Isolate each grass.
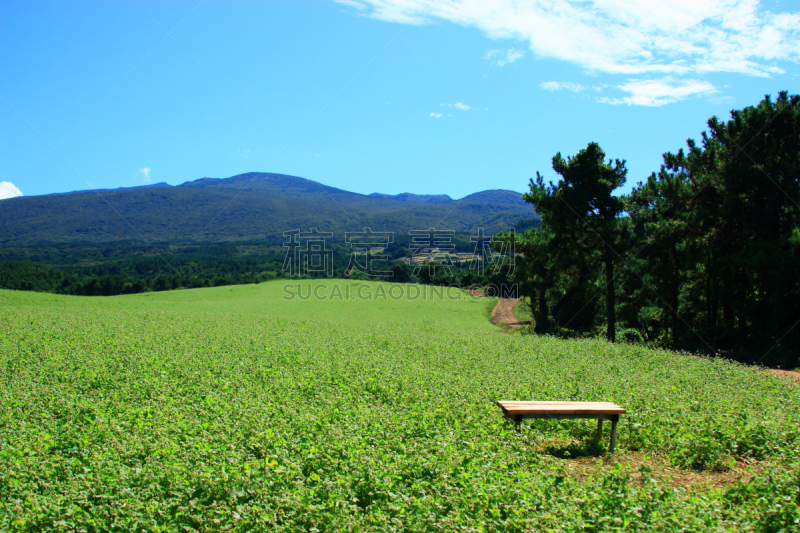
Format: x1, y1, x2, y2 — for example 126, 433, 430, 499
0, 280, 498, 332
1, 280, 799, 531
513, 296, 534, 325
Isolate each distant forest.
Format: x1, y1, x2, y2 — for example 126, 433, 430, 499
0, 229, 523, 297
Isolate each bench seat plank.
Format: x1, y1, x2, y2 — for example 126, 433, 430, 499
497, 401, 626, 416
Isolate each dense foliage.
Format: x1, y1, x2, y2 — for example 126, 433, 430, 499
0, 229, 524, 296
0, 257, 286, 297
506, 92, 800, 368
523, 143, 628, 342
1, 281, 798, 531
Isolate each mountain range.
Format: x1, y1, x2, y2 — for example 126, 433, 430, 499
0, 172, 537, 243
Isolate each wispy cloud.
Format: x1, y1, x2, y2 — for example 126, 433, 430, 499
338, 0, 799, 76
430, 112, 443, 118
139, 167, 151, 183
484, 48, 525, 66
543, 77, 717, 106
600, 78, 719, 107
540, 81, 601, 93
440, 102, 471, 111
338, 0, 800, 105
0, 181, 23, 200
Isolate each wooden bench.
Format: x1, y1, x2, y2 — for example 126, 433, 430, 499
497, 401, 626, 453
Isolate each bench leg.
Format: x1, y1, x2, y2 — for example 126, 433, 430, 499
609, 417, 618, 454
515, 415, 521, 433
595, 419, 603, 440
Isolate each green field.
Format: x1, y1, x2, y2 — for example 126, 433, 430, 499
1, 280, 799, 531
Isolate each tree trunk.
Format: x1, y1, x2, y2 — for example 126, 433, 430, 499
670, 287, 679, 347
706, 252, 718, 329
722, 269, 734, 331
605, 247, 616, 343
535, 287, 550, 334
671, 252, 680, 346
710, 281, 719, 329
551, 264, 588, 325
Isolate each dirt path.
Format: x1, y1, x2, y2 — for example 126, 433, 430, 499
492, 298, 526, 328
767, 368, 800, 384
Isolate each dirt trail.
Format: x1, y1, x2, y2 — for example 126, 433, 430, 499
767, 368, 800, 384
492, 298, 526, 328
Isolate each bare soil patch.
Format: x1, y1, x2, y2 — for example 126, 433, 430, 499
492, 298, 525, 328
557, 452, 759, 490
767, 368, 800, 384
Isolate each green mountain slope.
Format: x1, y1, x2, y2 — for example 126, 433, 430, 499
0, 173, 537, 243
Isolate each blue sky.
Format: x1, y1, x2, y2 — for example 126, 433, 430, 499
1, 0, 798, 201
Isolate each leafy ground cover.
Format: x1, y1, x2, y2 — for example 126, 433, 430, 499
1, 280, 799, 531
513, 297, 534, 325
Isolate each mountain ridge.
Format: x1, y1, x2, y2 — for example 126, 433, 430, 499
26, 173, 525, 204
0, 172, 537, 243
44, 182, 173, 196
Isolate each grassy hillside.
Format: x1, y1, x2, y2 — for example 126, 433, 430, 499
0, 173, 537, 243
0, 280, 498, 331
1, 281, 798, 531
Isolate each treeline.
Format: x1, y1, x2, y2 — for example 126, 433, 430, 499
0, 260, 286, 296
0, 240, 335, 297
0, 257, 515, 297
0, 242, 297, 295
0, 227, 526, 297
502, 92, 799, 368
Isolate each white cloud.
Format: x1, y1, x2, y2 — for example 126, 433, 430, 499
600, 78, 719, 106
139, 167, 151, 183
440, 102, 471, 110
484, 47, 525, 66
544, 77, 717, 106
430, 112, 443, 118
0, 181, 23, 200
338, 0, 800, 103
540, 81, 600, 93
338, 0, 800, 76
